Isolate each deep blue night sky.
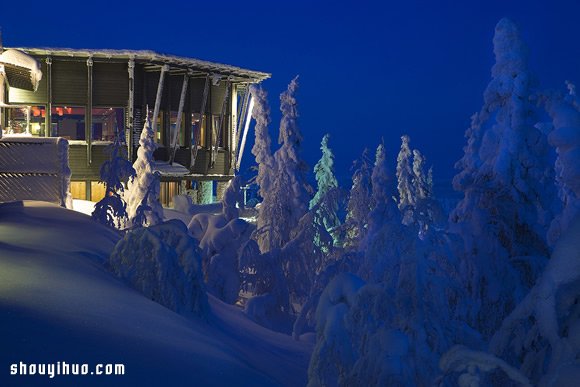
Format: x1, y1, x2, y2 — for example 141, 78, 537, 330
2, 0, 580, 186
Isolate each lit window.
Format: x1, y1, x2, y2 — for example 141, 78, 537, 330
192, 113, 207, 148
4, 106, 46, 136
169, 111, 186, 147
51, 106, 85, 140
92, 107, 124, 142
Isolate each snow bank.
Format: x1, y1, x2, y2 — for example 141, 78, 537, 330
0, 201, 310, 386
108, 219, 208, 316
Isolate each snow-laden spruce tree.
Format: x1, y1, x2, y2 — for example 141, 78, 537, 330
257, 76, 310, 251
342, 149, 372, 249
125, 113, 164, 227
244, 77, 314, 327
92, 127, 135, 228
250, 84, 276, 252
544, 85, 580, 246
412, 149, 428, 200
396, 135, 415, 224
450, 18, 556, 337
367, 141, 399, 236
411, 149, 442, 238
310, 134, 341, 243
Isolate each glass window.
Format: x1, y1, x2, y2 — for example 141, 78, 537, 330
169, 111, 186, 147
192, 113, 207, 148
4, 106, 46, 136
51, 106, 86, 140
92, 107, 124, 142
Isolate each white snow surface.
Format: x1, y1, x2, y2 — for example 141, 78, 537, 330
0, 49, 43, 89
0, 201, 310, 386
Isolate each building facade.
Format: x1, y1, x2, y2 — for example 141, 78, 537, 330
0, 47, 269, 205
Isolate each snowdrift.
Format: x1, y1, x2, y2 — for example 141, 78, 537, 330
0, 201, 310, 386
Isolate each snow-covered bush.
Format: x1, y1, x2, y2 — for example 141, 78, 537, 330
308, 273, 365, 386
92, 126, 136, 229
108, 219, 208, 316
125, 113, 163, 227
188, 176, 253, 304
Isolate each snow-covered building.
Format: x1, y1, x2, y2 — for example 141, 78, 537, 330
0, 46, 269, 205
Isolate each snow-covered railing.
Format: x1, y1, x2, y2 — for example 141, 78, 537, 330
0, 137, 72, 208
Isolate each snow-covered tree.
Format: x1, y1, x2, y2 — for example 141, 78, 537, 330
108, 219, 208, 316
342, 149, 372, 249
256, 76, 310, 252
244, 77, 314, 327
92, 126, 135, 228
412, 149, 428, 200
367, 142, 399, 234
125, 113, 163, 227
544, 86, 580, 246
450, 18, 556, 336
396, 135, 415, 224
310, 134, 341, 243
250, 85, 275, 252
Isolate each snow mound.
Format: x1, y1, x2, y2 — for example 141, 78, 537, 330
108, 220, 208, 316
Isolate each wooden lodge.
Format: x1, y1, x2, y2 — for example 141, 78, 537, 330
0, 47, 269, 205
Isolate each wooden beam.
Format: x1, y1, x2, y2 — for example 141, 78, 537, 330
152, 64, 169, 138
169, 74, 188, 165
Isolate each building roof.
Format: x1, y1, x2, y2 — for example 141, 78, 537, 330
8, 47, 271, 83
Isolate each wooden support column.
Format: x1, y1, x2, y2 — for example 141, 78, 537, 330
169, 74, 189, 165
210, 81, 230, 170
190, 75, 209, 170
152, 64, 169, 139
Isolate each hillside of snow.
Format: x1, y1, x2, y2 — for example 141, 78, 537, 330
0, 201, 311, 386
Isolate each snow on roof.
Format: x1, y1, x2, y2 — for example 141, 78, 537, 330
153, 160, 191, 176
9, 47, 270, 82
0, 49, 43, 91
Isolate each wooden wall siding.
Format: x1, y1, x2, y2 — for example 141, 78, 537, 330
210, 82, 226, 115
173, 148, 191, 168
93, 62, 129, 106
7, 60, 48, 104
52, 60, 88, 105
133, 64, 145, 108
69, 144, 110, 180
169, 75, 190, 111
145, 71, 161, 107
190, 149, 228, 175
189, 78, 206, 113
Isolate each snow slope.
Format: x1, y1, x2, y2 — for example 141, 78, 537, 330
0, 201, 310, 386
